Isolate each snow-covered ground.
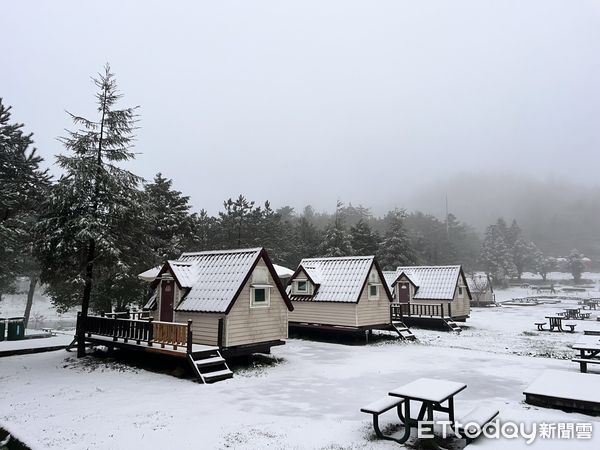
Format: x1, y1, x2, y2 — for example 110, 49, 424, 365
1, 285, 600, 449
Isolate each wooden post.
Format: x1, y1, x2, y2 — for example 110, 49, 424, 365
448, 303, 452, 319
112, 315, 118, 342
217, 318, 224, 348
147, 317, 153, 346
187, 320, 193, 355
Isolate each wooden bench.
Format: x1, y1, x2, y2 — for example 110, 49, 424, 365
534, 322, 546, 331
455, 406, 499, 444
564, 322, 577, 333
360, 396, 405, 441
572, 358, 600, 373
584, 330, 600, 336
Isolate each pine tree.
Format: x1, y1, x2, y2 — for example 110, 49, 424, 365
0, 98, 50, 309
378, 209, 416, 270
479, 223, 516, 285
319, 201, 353, 257
36, 65, 143, 357
568, 249, 585, 283
143, 173, 195, 264
350, 219, 380, 256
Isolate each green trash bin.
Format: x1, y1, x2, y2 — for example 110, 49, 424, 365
7, 317, 25, 340
0, 318, 6, 341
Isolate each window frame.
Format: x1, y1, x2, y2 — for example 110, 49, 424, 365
368, 284, 379, 300
295, 280, 309, 294
251, 286, 271, 308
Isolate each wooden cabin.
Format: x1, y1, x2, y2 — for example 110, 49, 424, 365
142, 248, 293, 357
286, 256, 414, 339
384, 265, 471, 331
466, 272, 496, 307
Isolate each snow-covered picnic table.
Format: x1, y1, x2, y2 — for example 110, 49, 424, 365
545, 315, 566, 332
572, 335, 600, 373
371, 378, 467, 445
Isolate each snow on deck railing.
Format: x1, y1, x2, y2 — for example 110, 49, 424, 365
78, 313, 193, 353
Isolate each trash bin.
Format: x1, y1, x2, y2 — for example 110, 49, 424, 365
7, 317, 25, 340
0, 318, 6, 341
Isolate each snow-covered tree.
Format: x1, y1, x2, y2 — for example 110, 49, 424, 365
532, 250, 556, 281
378, 209, 416, 270
143, 173, 195, 264
36, 65, 144, 357
319, 201, 353, 257
479, 223, 516, 285
350, 219, 380, 256
0, 98, 50, 312
568, 249, 585, 283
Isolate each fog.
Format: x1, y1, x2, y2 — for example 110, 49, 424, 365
2, 0, 600, 216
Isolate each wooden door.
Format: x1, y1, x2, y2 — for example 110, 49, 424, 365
160, 279, 174, 322
398, 282, 410, 303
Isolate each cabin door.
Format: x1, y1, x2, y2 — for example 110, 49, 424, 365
160, 279, 174, 322
398, 282, 410, 303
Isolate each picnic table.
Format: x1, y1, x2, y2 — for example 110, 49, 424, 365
564, 308, 581, 319
572, 336, 600, 373
545, 316, 565, 332
386, 378, 467, 444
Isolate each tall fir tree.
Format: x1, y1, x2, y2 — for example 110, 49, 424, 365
319, 201, 353, 257
350, 219, 380, 256
0, 98, 50, 310
378, 209, 416, 270
143, 173, 195, 264
479, 223, 516, 285
36, 65, 144, 356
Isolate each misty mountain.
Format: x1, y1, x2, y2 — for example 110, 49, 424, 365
405, 172, 600, 260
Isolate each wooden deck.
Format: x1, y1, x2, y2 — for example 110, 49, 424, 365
75, 314, 233, 383
524, 369, 600, 416
390, 303, 463, 332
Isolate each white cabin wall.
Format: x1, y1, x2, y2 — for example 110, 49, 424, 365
224, 257, 289, 347
356, 267, 391, 327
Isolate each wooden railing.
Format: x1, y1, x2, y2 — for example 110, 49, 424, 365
391, 302, 452, 320
78, 313, 193, 353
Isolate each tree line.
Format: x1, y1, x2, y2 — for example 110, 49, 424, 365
0, 66, 587, 346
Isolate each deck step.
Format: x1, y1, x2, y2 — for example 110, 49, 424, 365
444, 319, 462, 333
195, 356, 226, 368
188, 348, 233, 384
391, 321, 417, 341
202, 368, 234, 383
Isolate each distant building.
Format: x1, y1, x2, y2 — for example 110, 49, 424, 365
384, 265, 471, 321
466, 272, 496, 307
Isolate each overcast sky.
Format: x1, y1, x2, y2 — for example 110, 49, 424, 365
3, 1, 600, 215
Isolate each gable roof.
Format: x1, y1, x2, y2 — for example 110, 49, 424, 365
387, 265, 470, 300
466, 272, 493, 293
288, 256, 392, 303
145, 248, 293, 313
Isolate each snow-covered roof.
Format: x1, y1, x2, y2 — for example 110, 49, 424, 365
144, 248, 292, 313
466, 272, 492, 293
382, 271, 398, 289
138, 266, 161, 282
289, 256, 377, 303
388, 265, 465, 300
273, 264, 294, 278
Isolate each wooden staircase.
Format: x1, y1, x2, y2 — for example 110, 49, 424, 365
188, 346, 233, 383
443, 318, 462, 333
391, 321, 416, 341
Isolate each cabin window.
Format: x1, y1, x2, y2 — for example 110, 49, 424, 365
294, 280, 309, 294
458, 287, 463, 295
369, 284, 379, 300
252, 266, 269, 284
251, 287, 271, 307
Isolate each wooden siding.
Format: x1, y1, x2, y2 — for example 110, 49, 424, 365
289, 300, 357, 327
224, 258, 289, 347
356, 266, 391, 326
174, 311, 223, 346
